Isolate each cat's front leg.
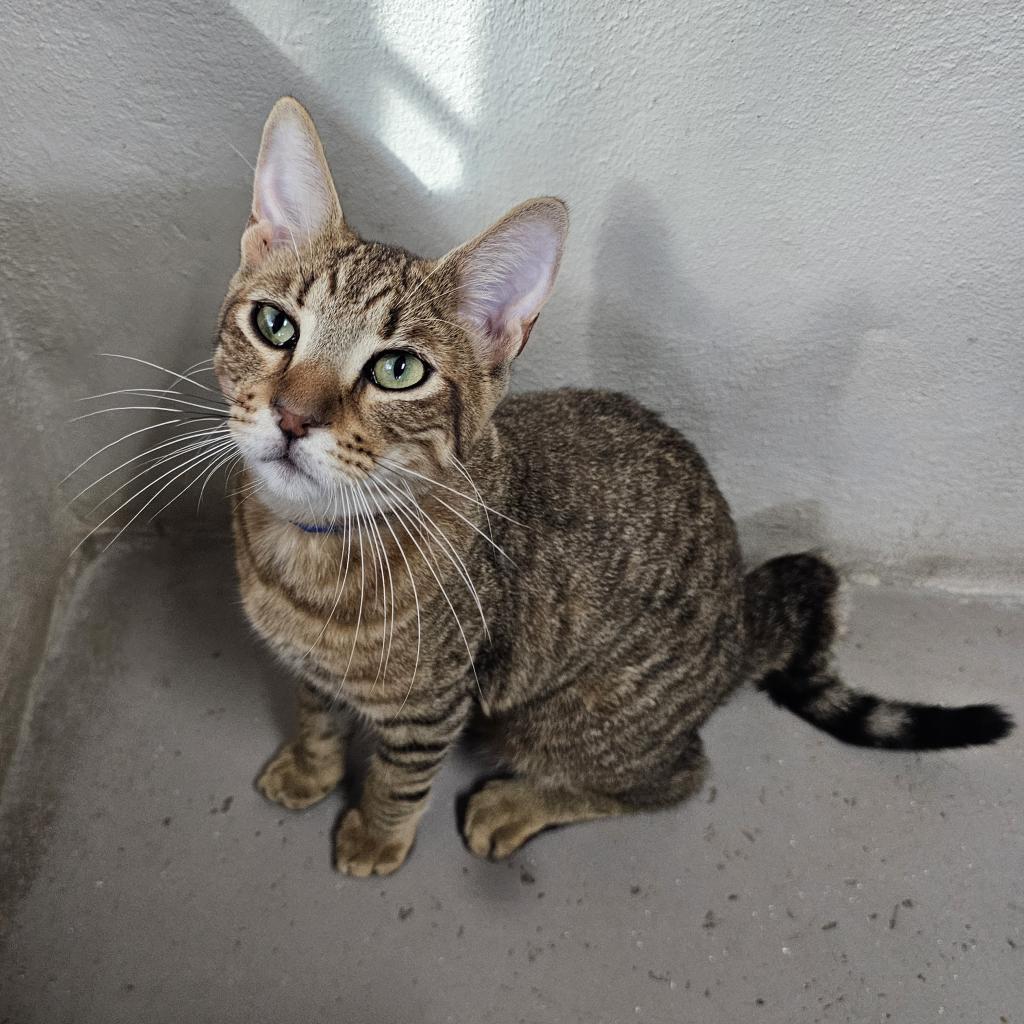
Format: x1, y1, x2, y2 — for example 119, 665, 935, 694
257, 683, 350, 810
336, 693, 470, 876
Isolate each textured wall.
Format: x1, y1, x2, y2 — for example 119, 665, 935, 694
2, 0, 1022, 709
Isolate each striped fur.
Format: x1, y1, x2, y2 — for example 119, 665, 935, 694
746, 555, 1012, 749
216, 99, 1012, 875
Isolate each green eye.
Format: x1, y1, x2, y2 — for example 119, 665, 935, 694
254, 304, 297, 347
370, 351, 428, 390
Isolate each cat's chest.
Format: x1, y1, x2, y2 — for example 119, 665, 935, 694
232, 516, 441, 704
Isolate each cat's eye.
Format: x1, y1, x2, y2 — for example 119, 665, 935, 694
254, 304, 298, 348
368, 350, 428, 391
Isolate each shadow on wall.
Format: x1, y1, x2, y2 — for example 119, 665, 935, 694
16, 0, 495, 540
577, 181, 879, 563
23, 0, 879, 549
2, 0, 496, 776
583, 183, 714, 449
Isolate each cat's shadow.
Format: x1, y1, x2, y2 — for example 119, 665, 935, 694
583, 183, 715, 450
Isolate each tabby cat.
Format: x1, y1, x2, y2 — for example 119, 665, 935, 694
214, 98, 1012, 876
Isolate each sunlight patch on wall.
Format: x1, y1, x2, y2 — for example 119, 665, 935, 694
374, 0, 482, 191
228, 0, 481, 193
379, 86, 464, 192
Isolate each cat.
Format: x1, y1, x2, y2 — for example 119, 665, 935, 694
213, 97, 1013, 876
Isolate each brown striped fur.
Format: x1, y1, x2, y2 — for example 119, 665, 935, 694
215, 99, 1012, 876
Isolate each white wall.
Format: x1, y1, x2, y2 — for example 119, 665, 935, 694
3, 0, 1022, 609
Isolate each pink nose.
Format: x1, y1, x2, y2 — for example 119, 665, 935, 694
275, 403, 314, 439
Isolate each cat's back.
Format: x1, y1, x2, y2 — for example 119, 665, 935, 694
483, 387, 746, 717
493, 388, 726, 523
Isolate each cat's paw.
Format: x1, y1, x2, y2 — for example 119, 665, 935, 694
462, 779, 549, 860
335, 808, 416, 877
256, 743, 343, 810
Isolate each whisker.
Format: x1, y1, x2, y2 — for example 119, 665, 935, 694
358, 485, 396, 691
70, 405, 230, 423
180, 357, 216, 376
373, 481, 481, 702
449, 452, 494, 543
194, 448, 242, 511
430, 491, 515, 564
376, 476, 489, 638
365, 479, 422, 712
148, 442, 239, 522
83, 430, 233, 512
68, 424, 230, 505
104, 441, 236, 549
99, 352, 222, 394
84, 434, 235, 518
377, 458, 522, 524
77, 391, 231, 417
303, 488, 353, 660
357, 488, 387, 688
79, 385, 228, 408
339, 499, 367, 687
72, 438, 235, 555
62, 417, 192, 484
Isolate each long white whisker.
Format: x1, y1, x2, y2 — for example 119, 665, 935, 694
377, 458, 522, 524
148, 442, 238, 522
358, 488, 387, 688
194, 446, 242, 512
99, 352, 221, 394
365, 479, 421, 715
449, 452, 493, 543
68, 424, 230, 505
375, 481, 480, 702
79, 386, 228, 409
430, 491, 515, 565
376, 476, 488, 638
103, 441, 236, 550
339, 502, 366, 687
61, 418, 189, 484
70, 406, 230, 423
181, 357, 216, 376
82, 430, 232, 512
72, 438, 234, 555
304, 488, 352, 660
358, 485, 396, 691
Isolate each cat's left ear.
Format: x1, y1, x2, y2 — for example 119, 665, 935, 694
439, 198, 568, 365
241, 97, 344, 268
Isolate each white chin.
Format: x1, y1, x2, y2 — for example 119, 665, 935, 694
248, 458, 342, 523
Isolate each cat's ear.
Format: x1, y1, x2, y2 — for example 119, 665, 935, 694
241, 97, 344, 268
440, 198, 568, 365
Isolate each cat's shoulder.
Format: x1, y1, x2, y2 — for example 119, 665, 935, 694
496, 388, 665, 431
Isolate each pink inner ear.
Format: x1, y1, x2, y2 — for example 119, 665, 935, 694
458, 219, 562, 361
254, 116, 337, 251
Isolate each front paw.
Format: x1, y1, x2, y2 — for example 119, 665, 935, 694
256, 743, 343, 810
335, 808, 416, 877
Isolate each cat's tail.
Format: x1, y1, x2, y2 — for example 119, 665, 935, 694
743, 553, 1013, 749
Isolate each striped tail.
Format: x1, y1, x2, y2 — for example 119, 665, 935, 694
744, 553, 1013, 750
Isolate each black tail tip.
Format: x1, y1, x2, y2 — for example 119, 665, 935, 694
913, 703, 1015, 749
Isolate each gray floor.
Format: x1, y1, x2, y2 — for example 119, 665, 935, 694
1, 536, 1021, 1024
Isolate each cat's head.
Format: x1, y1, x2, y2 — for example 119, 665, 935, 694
214, 97, 567, 525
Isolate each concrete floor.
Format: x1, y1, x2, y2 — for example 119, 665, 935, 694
1, 536, 1021, 1024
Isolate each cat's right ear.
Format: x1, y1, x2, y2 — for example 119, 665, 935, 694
240, 97, 344, 268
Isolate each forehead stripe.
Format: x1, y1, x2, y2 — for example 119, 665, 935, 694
360, 284, 394, 313
328, 242, 362, 297
380, 304, 402, 339
294, 269, 318, 307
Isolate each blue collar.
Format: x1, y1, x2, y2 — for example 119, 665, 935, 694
291, 521, 343, 534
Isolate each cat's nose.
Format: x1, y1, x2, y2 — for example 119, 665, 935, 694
274, 401, 315, 440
